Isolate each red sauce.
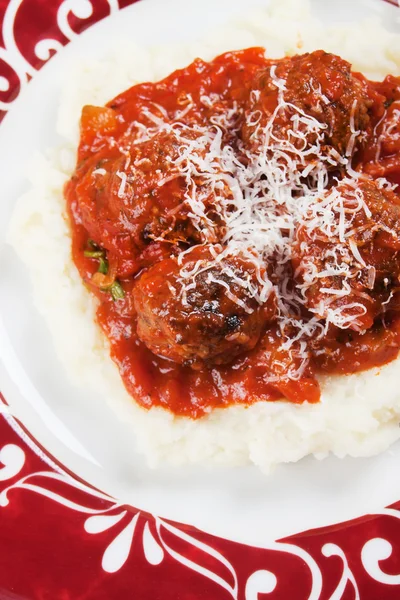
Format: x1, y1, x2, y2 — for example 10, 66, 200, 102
65, 48, 400, 418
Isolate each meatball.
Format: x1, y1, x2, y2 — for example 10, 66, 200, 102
73, 120, 232, 267
376, 101, 400, 157
74, 129, 200, 251
242, 50, 371, 160
358, 179, 400, 250
293, 179, 400, 331
134, 246, 274, 367
363, 94, 400, 180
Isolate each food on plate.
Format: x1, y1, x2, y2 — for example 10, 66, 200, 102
293, 179, 400, 332
134, 245, 274, 367
242, 50, 372, 158
65, 46, 400, 417
10, 0, 400, 470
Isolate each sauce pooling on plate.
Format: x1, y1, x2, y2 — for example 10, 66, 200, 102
65, 48, 400, 418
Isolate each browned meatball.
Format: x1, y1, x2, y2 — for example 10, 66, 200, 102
74, 121, 232, 264
242, 50, 371, 159
134, 246, 274, 367
293, 179, 400, 331
75, 129, 200, 251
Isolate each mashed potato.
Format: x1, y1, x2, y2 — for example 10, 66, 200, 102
8, 0, 400, 472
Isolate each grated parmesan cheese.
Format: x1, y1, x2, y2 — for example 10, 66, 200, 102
116, 170, 127, 198
113, 64, 395, 378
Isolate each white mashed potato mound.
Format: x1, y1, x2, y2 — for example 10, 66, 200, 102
8, 0, 400, 472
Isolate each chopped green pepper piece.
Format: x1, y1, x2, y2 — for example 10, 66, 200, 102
109, 281, 125, 301
84, 250, 104, 259
84, 242, 109, 275
86, 239, 121, 300
98, 257, 109, 275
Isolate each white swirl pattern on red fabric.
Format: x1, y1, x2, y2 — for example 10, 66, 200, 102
362, 537, 400, 585
0, 0, 118, 112
0, 444, 325, 597
322, 543, 360, 599
0, 443, 25, 481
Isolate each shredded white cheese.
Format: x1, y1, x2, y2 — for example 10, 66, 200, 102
113, 64, 395, 378
92, 167, 107, 176
116, 170, 127, 198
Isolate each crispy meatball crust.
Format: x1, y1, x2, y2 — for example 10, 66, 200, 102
134, 246, 274, 367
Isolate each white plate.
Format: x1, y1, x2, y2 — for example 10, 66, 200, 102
1, 0, 400, 547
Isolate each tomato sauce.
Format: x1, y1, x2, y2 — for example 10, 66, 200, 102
65, 48, 400, 418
